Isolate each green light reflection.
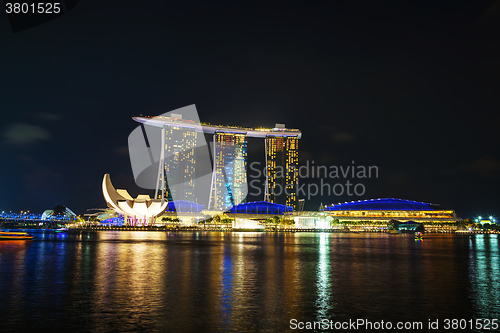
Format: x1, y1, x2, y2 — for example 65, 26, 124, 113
316, 233, 332, 320
470, 234, 500, 319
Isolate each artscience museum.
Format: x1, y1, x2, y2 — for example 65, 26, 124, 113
102, 174, 168, 226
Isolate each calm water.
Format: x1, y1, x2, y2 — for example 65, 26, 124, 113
0, 231, 499, 332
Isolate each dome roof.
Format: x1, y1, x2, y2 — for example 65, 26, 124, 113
323, 198, 443, 211
41, 207, 77, 220
41, 210, 54, 220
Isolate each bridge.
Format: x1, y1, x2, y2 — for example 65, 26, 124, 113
0, 213, 75, 226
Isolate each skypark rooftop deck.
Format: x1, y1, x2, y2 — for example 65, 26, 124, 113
133, 116, 302, 138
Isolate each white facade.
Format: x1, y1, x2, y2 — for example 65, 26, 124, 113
294, 216, 333, 229
232, 218, 264, 230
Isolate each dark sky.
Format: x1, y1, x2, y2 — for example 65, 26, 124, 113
1, 0, 499, 218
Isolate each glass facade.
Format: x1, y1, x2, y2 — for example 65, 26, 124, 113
211, 132, 248, 210
157, 125, 198, 202
266, 136, 299, 210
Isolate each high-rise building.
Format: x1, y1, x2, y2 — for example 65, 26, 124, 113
209, 132, 248, 210
265, 135, 299, 209
133, 115, 301, 211
156, 119, 197, 202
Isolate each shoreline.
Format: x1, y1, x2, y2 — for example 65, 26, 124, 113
2, 227, 495, 234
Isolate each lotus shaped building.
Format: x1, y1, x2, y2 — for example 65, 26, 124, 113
102, 174, 168, 226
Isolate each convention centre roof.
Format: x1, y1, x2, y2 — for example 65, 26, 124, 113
323, 198, 448, 211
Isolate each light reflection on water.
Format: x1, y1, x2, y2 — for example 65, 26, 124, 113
469, 234, 500, 322
0, 231, 499, 332
316, 233, 332, 321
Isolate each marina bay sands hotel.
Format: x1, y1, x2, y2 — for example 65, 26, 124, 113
133, 114, 301, 210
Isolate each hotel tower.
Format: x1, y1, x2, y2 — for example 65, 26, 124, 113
209, 132, 248, 210
133, 115, 301, 211
265, 129, 299, 210
155, 114, 198, 202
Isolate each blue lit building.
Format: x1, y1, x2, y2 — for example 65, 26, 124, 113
165, 200, 204, 213
100, 216, 125, 226
227, 201, 293, 215
209, 132, 248, 210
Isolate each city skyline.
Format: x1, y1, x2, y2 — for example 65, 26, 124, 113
2, 2, 500, 333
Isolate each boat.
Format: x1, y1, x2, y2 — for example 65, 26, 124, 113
415, 232, 424, 240
55, 228, 68, 232
0, 231, 34, 240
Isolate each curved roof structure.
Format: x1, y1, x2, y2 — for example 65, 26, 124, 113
133, 116, 302, 139
41, 207, 77, 221
323, 198, 445, 211
102, 174, 168, 217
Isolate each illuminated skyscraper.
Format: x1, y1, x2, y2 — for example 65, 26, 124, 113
209, 132, 248, 210
133, 114, 301, 211
156, 116, 197, 202
265, 134, 299, 209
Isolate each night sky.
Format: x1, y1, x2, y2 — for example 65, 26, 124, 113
1, 0, 499, 218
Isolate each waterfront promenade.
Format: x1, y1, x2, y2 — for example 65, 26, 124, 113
1, 231, 499, 332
